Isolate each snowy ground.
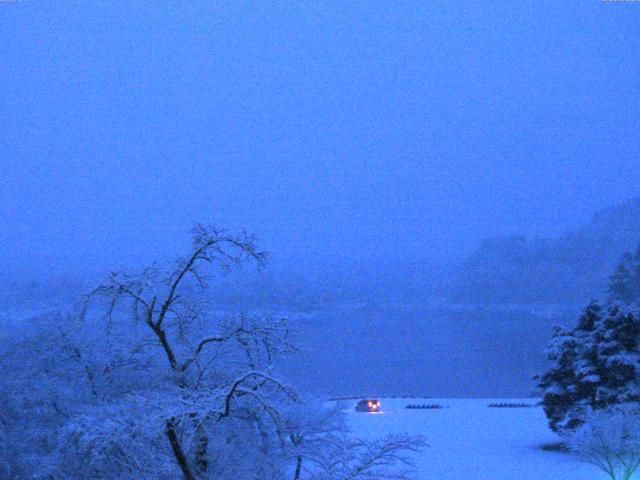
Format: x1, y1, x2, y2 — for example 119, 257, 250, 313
343, 398, 599, 480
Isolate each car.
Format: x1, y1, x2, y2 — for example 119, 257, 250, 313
355, 399, 381, 412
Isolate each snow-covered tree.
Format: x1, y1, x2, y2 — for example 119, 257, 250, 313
538, 303, 602, 431
538, 301, 640, 432
609, 244, 640, 305
539, 245, 640, 433
1, 225, 424, 480
566, 408, 640, 480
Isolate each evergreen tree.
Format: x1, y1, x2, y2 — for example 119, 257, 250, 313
539, 302, 640, 432
538, 303, 602, 432
609, 245, 640, 304
593, 305, 640, 405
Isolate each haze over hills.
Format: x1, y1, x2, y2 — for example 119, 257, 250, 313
4, 198, 640, 312
450, 197, 640, 305
200, 196, 640, 308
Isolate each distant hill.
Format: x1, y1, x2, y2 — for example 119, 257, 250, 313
450, 197, 640, 304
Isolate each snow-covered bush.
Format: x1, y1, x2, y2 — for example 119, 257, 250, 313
566, 408, 640, 480
538, 301, 640, 432
0, 311, 164, 478
282, 397, 426, 480
0, 387, 25, 479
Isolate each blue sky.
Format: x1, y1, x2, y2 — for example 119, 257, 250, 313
1, 1, 639, 278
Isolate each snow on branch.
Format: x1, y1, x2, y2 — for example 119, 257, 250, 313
566, 408, 640, 480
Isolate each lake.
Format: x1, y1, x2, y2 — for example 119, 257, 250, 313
279, 302, 580, 398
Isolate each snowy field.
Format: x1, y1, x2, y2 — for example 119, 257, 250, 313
343, 398, 598, 480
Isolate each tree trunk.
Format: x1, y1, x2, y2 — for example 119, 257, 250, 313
194, 422, 209, 474
293, 455, 303, 480
165, 419, 196, 480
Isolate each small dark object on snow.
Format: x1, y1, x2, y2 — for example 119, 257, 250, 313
539, 441, 569, 452
406, 404, 445, 409
488, 402, 535, 408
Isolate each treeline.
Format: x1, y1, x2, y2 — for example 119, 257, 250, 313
450, 197, 640, 304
